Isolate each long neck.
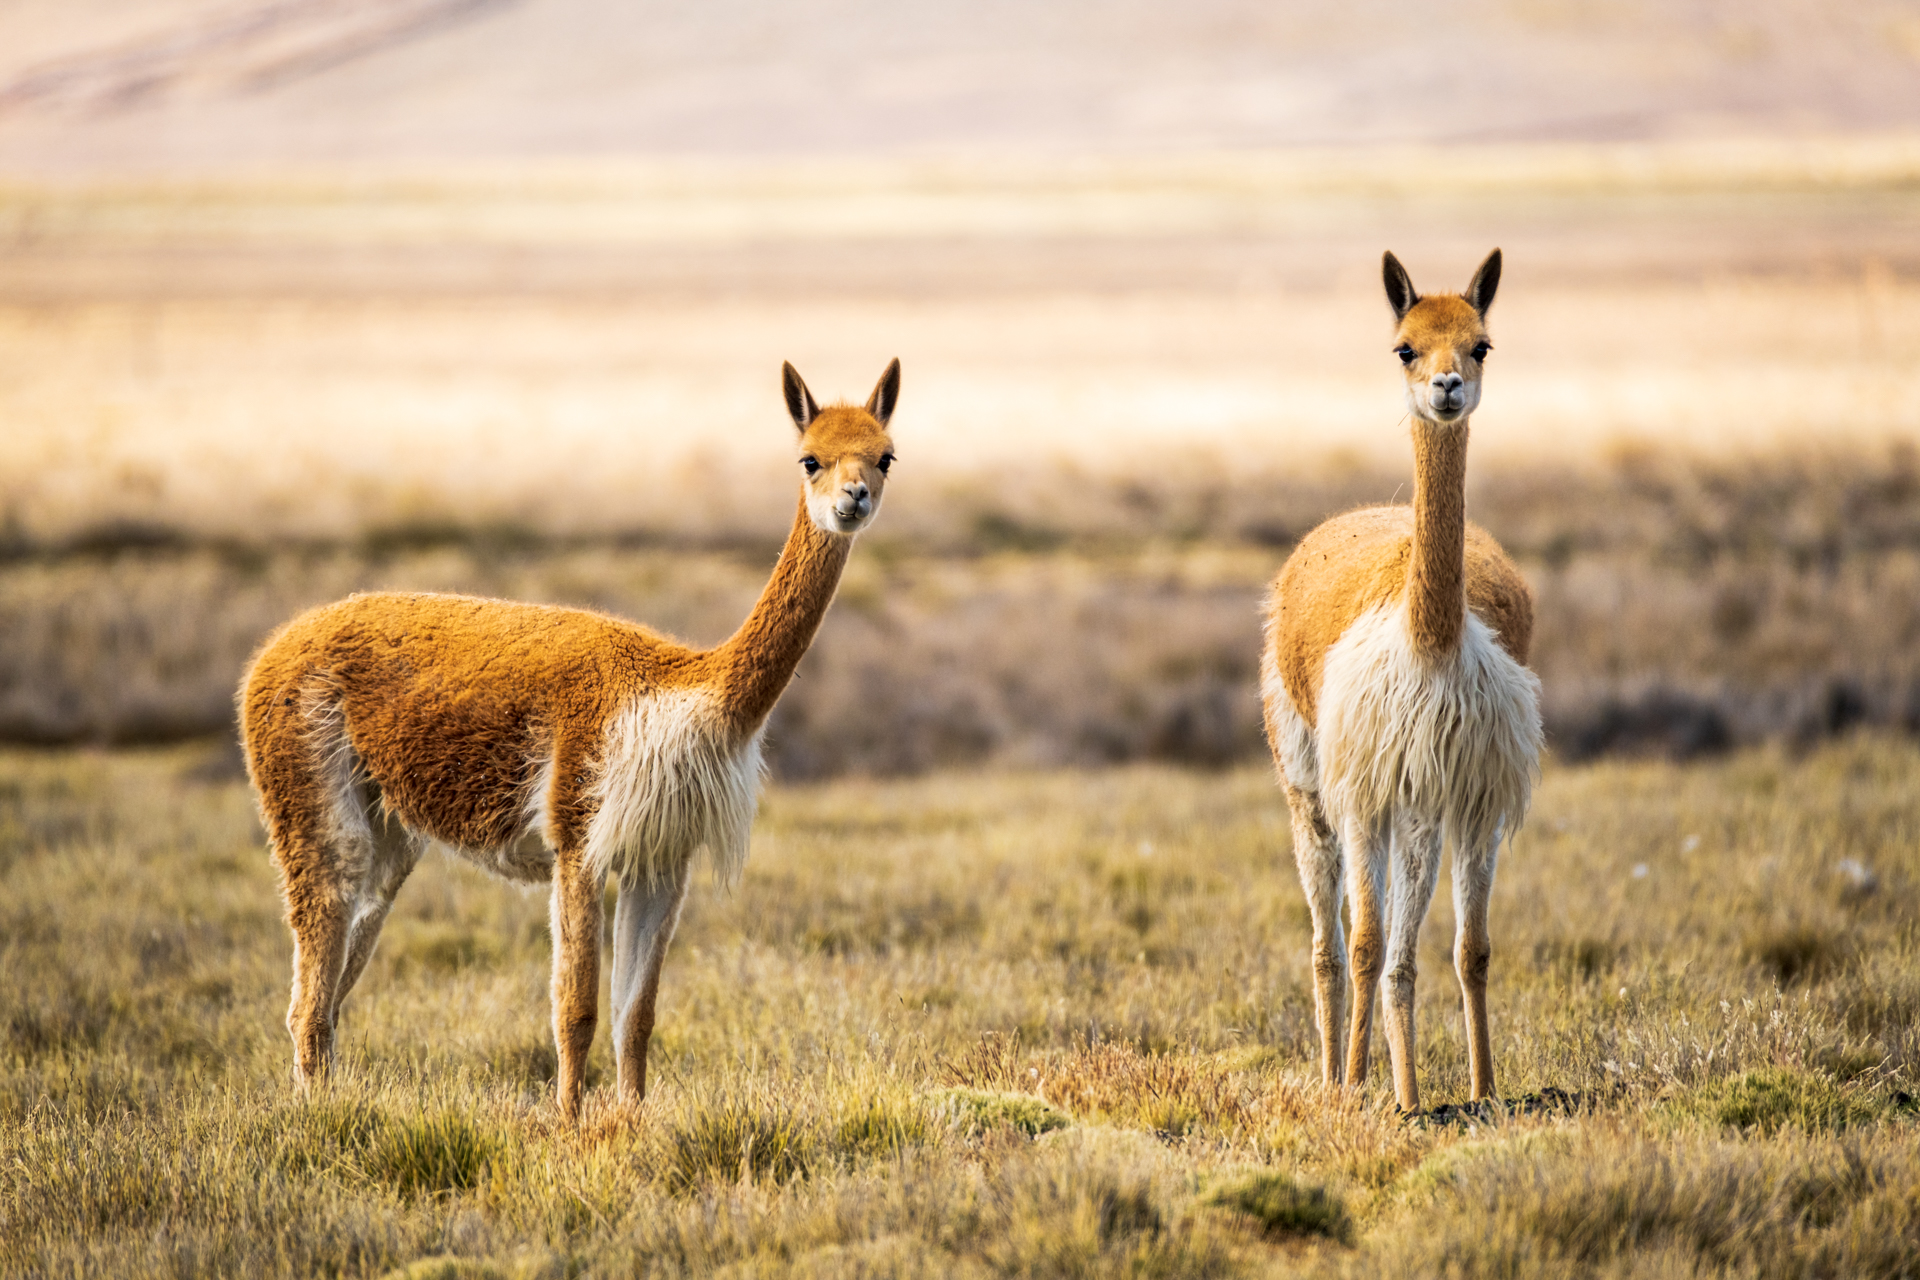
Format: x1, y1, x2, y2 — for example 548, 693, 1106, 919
1406, 418, 1470, 657
712, 497, 852, 731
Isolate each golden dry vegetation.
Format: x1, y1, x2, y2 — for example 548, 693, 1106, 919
3, 737, 1917, 1276
3, 148, 1920, 769
8, 442, 1920, 772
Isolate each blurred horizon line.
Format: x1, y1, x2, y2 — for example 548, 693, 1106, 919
5, 131, 1920, 195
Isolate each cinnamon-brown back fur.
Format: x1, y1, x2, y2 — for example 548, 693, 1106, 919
243, 592, 699, 860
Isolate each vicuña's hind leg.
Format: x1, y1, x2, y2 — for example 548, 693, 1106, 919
1382, 814, 1443, 1113
610, 858, 692, 1103
1283, 783, 1346, 1086
253, 713, 366, 1085
1342, 813, 1390, 1088
1454, 831, 1500, 1100
550, 849, 604, 1123
283, 854, 351, 1084
331, 813, 421, 1025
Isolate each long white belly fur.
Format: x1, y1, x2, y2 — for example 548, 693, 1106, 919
1282, 603, 1542, 852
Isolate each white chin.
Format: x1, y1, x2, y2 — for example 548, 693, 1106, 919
810, 507, 870, 535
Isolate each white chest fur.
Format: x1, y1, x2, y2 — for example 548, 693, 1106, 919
582, 688, 766, 887
1315, 603, 1542, 853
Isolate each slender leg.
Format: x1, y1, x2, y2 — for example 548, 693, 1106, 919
331, 817, 421, 1024
1283, 784, 1346, 1086
285, 864, 350, 1085
550, 850, 605, 1123
610, 859, 693, 1102
1454, 829, 1501, 1100
259, 711, 379, 1086
1382, 814, 1443, 1113
1342, 813, 1390, 1088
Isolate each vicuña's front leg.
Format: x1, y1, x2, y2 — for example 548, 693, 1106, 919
610, 859, 692, 1103
1284, 784, 1347, 1086
549, 850, 604, 1123
1382, 815, 1443, 1113
1454, 832, 1501, 1101
1342, 814, 1389, 1088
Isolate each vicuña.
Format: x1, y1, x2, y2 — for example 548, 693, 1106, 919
241, 359, 902, 1121
1262, 252, 1542, 1112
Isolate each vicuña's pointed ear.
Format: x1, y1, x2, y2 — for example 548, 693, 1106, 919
1464, 249, 1501, 316
1383, 251, 1419, 321
865, 358, 901, 426
783, 361, 819, 432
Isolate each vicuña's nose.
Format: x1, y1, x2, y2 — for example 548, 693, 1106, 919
1432, 372, 1464, 393
835, 480, 872, 518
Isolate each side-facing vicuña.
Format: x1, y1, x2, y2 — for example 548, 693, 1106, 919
241, 360, 902, 1121
1262, 252, 1542, 1112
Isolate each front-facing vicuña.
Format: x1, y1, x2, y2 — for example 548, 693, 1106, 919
240, 360, 901, 1121
1263, 253, 1542, 1112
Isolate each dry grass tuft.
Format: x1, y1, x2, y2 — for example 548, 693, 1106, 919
656, 1084, 820, 1194
927, 1088, 1070, 1140
358, 1105, 505, 1200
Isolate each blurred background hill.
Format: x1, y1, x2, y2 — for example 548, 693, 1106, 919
3, 0, 1920, 167
1, 0, 1917, 772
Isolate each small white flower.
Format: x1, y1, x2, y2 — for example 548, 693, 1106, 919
1681, 834, 1701, 853
1632, 863, 1649, 879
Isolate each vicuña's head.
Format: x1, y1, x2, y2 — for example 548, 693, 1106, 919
782, 359, 900, 536
1383, 249, 1500, 426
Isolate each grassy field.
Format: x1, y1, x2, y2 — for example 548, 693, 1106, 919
3, 736, 1917, 1276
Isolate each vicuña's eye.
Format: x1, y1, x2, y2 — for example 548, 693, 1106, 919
1396, 346, 1417, 365
1472, 342, 1492, 360
800, 456, 821, 476
876, 452, 894, 475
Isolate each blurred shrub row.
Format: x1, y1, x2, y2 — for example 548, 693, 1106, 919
5, 444, 1919, 775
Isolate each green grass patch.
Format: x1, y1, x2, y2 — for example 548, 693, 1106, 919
1206, 1171, 1353, 1244
1674, 1068, 1881, 1135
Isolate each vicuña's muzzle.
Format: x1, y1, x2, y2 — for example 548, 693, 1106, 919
1428, 373, 1467, 414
